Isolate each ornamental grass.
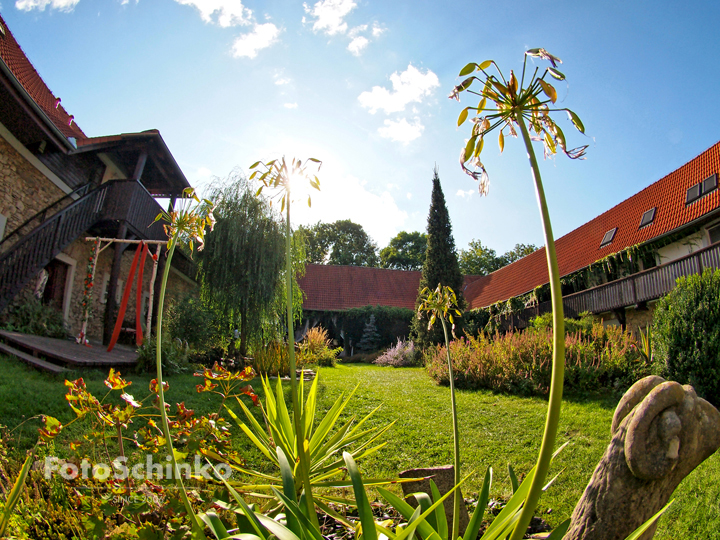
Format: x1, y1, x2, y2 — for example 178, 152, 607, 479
426, 322, 650, 396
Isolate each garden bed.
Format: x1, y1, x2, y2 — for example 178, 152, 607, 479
0, 357, 717, 538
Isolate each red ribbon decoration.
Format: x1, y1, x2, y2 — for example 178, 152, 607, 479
107, 243, 142, 352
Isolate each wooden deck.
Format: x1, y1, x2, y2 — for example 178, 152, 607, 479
0, 330, 137, 369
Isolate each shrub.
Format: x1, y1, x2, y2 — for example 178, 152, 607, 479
135, 335, 191, 375
653, 268, 720, 406
374, 338, 419, 367
251, 341, 289, 376
0, 292, 67, 339
297, 326, 342, 367
166, 294, 220, 352
530, 311, 595, 336
425, 321, 650, 395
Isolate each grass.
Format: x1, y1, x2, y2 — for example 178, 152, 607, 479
0, 357, 717, 538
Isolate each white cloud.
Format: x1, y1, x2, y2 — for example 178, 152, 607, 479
358, 64, 440, 114
371, 22, 385, 37
456, 189, 475, 198
284, 102, 298, 109
231, 23, 281, 58
406, 193, 412, 199
275, 76, 291, 86
292, 171, 407, 247
347, 35, 368, 56
378, 117, 424, 144
303, 0, 356, 35
15, 0, 79, 11
173, 0, 252, 27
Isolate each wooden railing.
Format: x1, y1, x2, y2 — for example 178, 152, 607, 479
0, 181, 167, 313
503, 241, 720, 330
0, 183, 90, 254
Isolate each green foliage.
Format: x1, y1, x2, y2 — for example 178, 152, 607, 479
357, 314, 382, 352
459, 241, 537, 276
653, 268, 720, 405
308, 305, 414, 351
379, 231, 428, 271
200, 174, 286, 356
426, 322, 650, 395
412, 168, 466, 349
223, 375, 394, 504
458, 239, 503, 276
530, 311, 594, 336
1, 291, 67, 339
297, 327, 342, 367
135, 335, 191, 375
300, 219, 379, 266
252, 341, 290, 376
167, 294, 221, 352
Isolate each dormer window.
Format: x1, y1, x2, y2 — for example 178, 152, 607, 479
686, 174, 717, 205
600, 228, 617, 248
639, 207, 656, 229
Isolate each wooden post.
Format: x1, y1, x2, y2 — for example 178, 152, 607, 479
103, 223, 129, 345
77, 239, 101, 344
145, 243, 162, 338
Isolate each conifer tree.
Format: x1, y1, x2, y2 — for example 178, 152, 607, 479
412, 168, 466, 348
357, 314, 381, 351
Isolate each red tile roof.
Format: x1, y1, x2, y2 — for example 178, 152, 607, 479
465, 141, 720, 309
0, 13, 86, 140
299, 264, 482, 311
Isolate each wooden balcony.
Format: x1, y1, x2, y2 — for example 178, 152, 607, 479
505, 241, 720, 329
99, 180, 167, 240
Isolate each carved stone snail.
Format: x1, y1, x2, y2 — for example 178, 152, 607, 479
564, 375, 720, 540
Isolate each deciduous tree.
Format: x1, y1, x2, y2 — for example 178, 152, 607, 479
200, 173, 286, 356
301, 220, 378, 266
380, 231, 428, 271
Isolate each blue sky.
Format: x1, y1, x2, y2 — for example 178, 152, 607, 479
3, 0, 720, 255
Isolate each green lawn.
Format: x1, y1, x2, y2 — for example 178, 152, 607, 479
0, 357, 718, 538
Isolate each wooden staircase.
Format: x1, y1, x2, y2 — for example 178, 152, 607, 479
0, 184, 109, 314
0, 340, 67, 374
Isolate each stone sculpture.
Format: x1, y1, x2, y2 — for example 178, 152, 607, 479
564, 375, 720, 540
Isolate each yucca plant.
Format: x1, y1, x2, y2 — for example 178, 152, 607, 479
221, 374, 394, 509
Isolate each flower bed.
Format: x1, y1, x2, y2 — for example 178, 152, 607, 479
425, 322, 650, 395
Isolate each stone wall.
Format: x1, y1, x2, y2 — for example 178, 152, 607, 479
61, 239, 198, 342
0, 136, 65, 237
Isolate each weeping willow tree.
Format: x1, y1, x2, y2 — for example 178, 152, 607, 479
200, 173, 292, 356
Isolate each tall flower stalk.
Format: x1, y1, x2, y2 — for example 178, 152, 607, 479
450, 49, 586, 540
250, 156, 321, 526
418, 284, 463, 540
153, 188, 214, 537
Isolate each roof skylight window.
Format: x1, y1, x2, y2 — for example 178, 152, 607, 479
639, 207, 656, 229
600, 227, 617, 248
686, 173, 717, 205
703, 173, 718, 194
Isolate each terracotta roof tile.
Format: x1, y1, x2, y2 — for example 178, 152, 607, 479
465, 141, 720, 309
0, 13, 85, 140
299, 264, 482, 311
